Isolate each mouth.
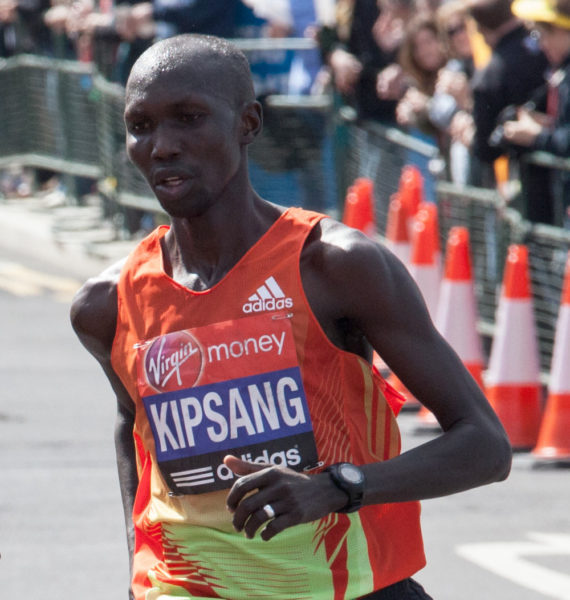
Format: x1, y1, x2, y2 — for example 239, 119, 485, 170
160, 176, 185, 188
152, 169, 194, 195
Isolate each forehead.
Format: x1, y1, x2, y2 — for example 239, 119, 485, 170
125, 50, 241, 114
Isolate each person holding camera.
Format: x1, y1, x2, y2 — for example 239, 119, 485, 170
503, 0, 570, 228
451, 0, 548, 188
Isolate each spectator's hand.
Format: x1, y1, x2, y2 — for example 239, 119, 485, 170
83, 11, 114, 34
376, 63, 407, 100
372, 9, 405, 52
329, 48, 362, 95
503, 108, 543, 147
114, 5, 139, 41
66, 0, 95, 36
0, 0, 18, 24
449, 110, 475, 147
224, 456, 348, 541
130, 2, 152, 27
396, 87, 429, 126
44, 4, 71, 33
436, 68, 472, 110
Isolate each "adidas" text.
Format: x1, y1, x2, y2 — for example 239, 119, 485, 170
242, 276, 293, 314
243, 297, 293, 314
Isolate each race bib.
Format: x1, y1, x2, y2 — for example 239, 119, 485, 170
135, 314, 319, 494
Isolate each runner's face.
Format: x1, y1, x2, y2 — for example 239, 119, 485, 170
124, 64, 245, 218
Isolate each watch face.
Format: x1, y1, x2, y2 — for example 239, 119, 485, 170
339, 463, 364, 484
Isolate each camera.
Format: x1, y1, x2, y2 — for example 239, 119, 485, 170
428, 92, 459, 130
488, 101, 537, 149
427, 59, 465, 130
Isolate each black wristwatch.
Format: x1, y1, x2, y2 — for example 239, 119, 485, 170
324, 462, 365, 513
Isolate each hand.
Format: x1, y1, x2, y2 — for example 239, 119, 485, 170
436, 68, 471, 110
224, 455, 347, 541
44, 4, 71, 33
449, 110, 475, 146
0, 0, 18, 23
372, 11, 405, 52
503, 108, 543, 147
329, 49, 362, 95
65, 0, 95, 36
396, 88, 429, 126
376, 64, 407, 100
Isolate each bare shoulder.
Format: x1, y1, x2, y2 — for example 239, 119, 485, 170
70, 259, 126, 362
306, 217, 404, 269
302, 217, 412, 312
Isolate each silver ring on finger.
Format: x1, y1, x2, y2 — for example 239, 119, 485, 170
262, 503, 276, 520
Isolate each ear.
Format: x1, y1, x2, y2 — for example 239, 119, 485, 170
240, 100, 263, 145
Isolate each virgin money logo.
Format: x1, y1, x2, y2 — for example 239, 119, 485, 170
144, 330, 203, 393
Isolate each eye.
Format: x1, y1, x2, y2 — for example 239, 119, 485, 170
179, 111, 205, 124
126, 118, 151, 134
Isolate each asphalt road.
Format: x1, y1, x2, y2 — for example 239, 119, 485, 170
0, 197, 568, 599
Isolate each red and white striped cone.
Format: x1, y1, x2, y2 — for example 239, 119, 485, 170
342, 178, 376, 238
486, 245, 543, 450
388, 205, 440, 410
398, 165, 423, 235
375, 194, 410, 382
385, 193, 411, 268
408, 205, 440, 320
418, 227, 485, 428
533, 251, 570, 461
415, 202, 442, 277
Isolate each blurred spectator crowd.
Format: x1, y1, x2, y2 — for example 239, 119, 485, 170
1, 0, 570, 229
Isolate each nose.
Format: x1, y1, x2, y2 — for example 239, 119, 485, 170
150, 122, 181, 160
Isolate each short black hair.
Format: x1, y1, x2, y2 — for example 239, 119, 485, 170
468, 0, 514, 30
127, 34, 256, 108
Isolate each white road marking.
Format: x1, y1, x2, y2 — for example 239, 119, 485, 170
457, 532, 570, 599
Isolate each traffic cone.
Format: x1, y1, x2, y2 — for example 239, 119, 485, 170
408, 206, 440, 320
486, 245, 543, 450
386, 206, 440, 410
385, 193, 411, 267
415, 202, 442, 275
533, 251, 570, 461
342, 178, 376, 237
398, 165, 423, 234
418, 227, 485, 428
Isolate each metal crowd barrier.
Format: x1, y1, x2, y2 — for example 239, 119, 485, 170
1, 53, 569, 377
0, 54, 100, 179
340, 115, 570, 377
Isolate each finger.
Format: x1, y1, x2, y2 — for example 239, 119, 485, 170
259, 514, 294, 542
230, 490, 274, 531
223, 454, 270, 476
503, 122, 516, 139
242, 503, 281, 539
225, 462, 273, 512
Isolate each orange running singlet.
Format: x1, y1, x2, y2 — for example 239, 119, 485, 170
111, 207, 425, 600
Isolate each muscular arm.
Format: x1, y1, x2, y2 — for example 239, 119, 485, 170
226, 220, 511, 540
312, 223, 511, 503
70, 262, 138, 598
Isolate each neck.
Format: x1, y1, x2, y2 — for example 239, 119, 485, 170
164, 190, 282, 290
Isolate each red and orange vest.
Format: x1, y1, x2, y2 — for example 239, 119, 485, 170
111, 207, 425, 600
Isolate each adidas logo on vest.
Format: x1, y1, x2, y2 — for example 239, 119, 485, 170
242, 276, 293, 314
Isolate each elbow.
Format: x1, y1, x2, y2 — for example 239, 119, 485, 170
482, 423, 513, 484
493, 430, 513, 482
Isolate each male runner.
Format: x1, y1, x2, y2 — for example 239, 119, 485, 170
70, 34, 511, 600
